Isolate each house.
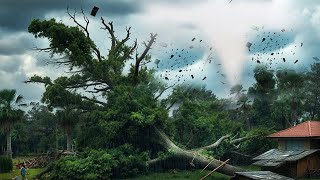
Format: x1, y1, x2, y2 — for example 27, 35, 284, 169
252, 121, 320, 179
230, 171, 294, 180
269, 121, 320, 150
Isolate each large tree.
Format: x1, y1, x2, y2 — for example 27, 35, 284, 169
304, 63, 320, 119
0, 89, 26, 158
26, 9, 253, 176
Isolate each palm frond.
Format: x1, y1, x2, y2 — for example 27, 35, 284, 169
15, 94, 24, 104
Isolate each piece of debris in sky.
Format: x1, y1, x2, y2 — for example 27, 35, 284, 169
170, 55, 174, 59
251, 26, 259, 31
154, 59, 160, 68
283, 58, 286, 62
281, 29, 285, 32
191, 75, 194, 79
202, 77, 206, 80
313, 57, 320, 61
159, 42, 168, 47
301, 43, 303, 47
192, 37, 196, 41
246, 42, 252, 51
91, 6, 99, 16
294, 60, 298, 64
262, 38, 266, 42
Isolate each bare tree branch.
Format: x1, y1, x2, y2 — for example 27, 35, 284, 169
121, 26, 131, 44
67, 7, 102, 62
193, 135, 231, 151
81, 96, 107, 106
101, 18, 116, 49
134, 33, 158, 81
155, 84, 176, 100
32, 47, 53, 52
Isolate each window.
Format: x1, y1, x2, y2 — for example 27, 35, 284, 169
285, 139, 304, 150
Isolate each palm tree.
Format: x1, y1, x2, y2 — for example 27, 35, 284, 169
0, 89, 26, 158
56, 108, 79, 151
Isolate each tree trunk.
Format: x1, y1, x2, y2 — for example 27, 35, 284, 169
6, 131, 12, 159
66, 133, 72, 151
150, 127, 245, 176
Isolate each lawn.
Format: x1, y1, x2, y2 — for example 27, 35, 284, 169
122, 170, 230, 180
0, 157, 45, 180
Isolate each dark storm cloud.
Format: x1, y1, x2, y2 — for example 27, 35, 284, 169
0, 33, 35, 55
0, 0, 143, 32
0, 55, 23, 73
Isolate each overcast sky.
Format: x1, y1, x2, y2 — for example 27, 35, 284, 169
0, 0, 320, 103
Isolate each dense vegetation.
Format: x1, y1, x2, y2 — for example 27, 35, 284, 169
0, 9, 319, 179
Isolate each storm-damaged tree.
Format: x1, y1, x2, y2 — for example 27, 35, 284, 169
0, 89, 26, 158
25, 9, 259, 177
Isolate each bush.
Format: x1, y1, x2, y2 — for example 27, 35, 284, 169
0, 155, 13, 173
49, 144, 149, 180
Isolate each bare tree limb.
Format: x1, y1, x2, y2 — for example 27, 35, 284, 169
193, 135, 231, 151
101, 18, 116, 49
81, 96, 107, 106
67, 7, 102, 62
134, 33, 158, 80
155, 84, 176, 100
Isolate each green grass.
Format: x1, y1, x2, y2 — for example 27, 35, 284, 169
122, 170, 230, 180
0, 168, 44, 180
0, 157, 45, 180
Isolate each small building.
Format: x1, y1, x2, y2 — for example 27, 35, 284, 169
269, 121, 320, 150
230, 171, 294, 180
252, 121, 320, 179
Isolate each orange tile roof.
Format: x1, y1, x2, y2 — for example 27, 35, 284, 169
268, 121, 320, 138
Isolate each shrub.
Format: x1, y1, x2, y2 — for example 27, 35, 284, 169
0, 155, 13, 173
49, 144, 149, 180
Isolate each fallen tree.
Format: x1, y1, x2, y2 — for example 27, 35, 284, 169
148, 127, 247, 176
26, 8, 257, 179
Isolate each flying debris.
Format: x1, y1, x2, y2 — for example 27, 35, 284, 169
189, 46, 194, 49
301, 43, 303, 47
154, 59, 160, 68
191, 75, 194, 79
313, 57, 320, 61
192, 38, 196, 41
294, 60, 298, 64
202, 77, 206, 80
170, 55, 174, 59
262, 38, 266, 42
221, 81, 226, 84
281, 29, 285, 32
90, 6, 99, 16
283, 58, 286, 62
200, 40, 202, 42
251, 26, 259, 31
159, 42, 168, 47
257, 60, 261, 63
246, 42, 252, 51
165, 77, 169, 80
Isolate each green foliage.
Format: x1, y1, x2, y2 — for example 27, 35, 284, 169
49, 144, 149, 179
239, 128, 276, 156
28, 19, 94, 69
0, 155, 13, 173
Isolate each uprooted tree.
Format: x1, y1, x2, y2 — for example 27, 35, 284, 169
25, 9, 259, 177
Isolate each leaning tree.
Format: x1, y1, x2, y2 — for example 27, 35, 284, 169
25, 8, 257, 176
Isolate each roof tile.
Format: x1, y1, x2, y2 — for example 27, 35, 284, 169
268, 121, 320, 138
